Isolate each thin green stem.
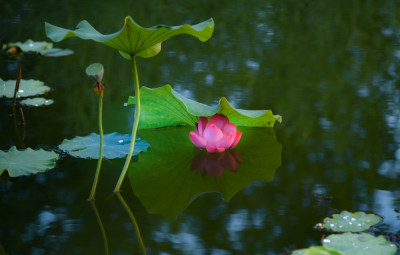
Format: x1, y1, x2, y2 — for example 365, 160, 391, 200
115, 192, 146, 255
89, 200, 109, 255
89, 90, 104, 200
114, 57, 140, 192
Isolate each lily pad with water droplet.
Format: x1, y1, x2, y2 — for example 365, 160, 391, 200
58, 133, 149, 159
322, 211, 382, 232
322, 233, 397, 255
20, 97, 54, 107
0, 78, 50, 98
292, 246, 343, 255
0, 146, 59, 178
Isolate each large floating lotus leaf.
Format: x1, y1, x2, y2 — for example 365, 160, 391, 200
322, 233, 397, 255
322, 211, 382, 232
45, 16, 214, 59
58, 133, 149, 159
0, 78, 50, 98
20, 97, 54, 107
2, 39, 73, 57
292, 246, 343, 255
0, 146, 59, 177
128, 126, 282, 219
126, 85, 282, 129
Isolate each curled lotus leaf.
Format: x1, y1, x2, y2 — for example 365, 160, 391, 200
126, 84, 282, 129
0, 78, 51, 98
20, 97, 54, 107
45, 16, 214, 59
58, 132, 150, 159
0, 146, 59, 177
322, 233, 397, 255
322, 211, 382, 232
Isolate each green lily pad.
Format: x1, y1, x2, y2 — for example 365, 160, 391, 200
322, 233, 397, 255
38, 48, 74, 57
0, 146, 59, 178
126, 84, 282, 129
20, 97, 54, 107
322, 211, 382, 232
58, 133, 150, 159
45, 16, 214, 59
292, 246, 343, 255
129, 126, 282, 219
2, 39, 73, 57
0, 78, 50, 98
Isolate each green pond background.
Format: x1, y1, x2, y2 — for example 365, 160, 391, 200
1, 0, 400, 254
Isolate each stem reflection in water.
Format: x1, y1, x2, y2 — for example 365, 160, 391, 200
115, 191, 146, 255
89, 200, 109, 255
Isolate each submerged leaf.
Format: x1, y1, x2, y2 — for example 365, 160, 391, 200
321, 211, 382, 232
20, 97, 54, 107
129, 126, 282, 219
45, 16, 214, 59
126, 85, 282, 129
58, 133, 150, 159
0, 78, 50, 98
322, 233, 397, 255
0, 147, 59, 177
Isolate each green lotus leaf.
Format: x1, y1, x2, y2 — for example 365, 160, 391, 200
45, 16, 214, 59
58, 133, 149, 159
292, 246, 343, 255
322, 211, 382, 232
2, 39, 73, 57
0, 146, 59, 178
126, 84, 282, 129
20, 97, 54, 107
129, 126, 282, 219
3, 39, 52, 52
322, 233, 397, 255
0, 78, 50, 98
38, 48, 74, 57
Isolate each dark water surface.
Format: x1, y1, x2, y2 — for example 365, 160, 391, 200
1, 0, 400, 254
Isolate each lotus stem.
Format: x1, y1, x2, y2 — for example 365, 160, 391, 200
12, 63, 21, 116
89, 89, 104, 200
114, 56, 140, 192
89, 200, 109, 255
115, 192, 146, 255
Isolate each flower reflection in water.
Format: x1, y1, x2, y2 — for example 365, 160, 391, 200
191, 149, 243, 178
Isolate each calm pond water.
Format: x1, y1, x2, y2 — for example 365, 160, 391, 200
1, 0, 400, 254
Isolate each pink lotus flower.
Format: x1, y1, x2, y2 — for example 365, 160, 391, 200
189, 114, 242, 153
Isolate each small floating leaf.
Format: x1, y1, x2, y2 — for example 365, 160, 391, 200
322, 211, 382, 232
45, 16, 214, 59
0, 78, 50, 98
85, 63, 104, 82
2, 39, 73, 57
0, 146, 59, 177
58, 133, 149, 159
126, 84, 282, 129
322, 233, 397, 255
292, 246, 343, 255
20, 97, 54, 107
38, 48, 74, 57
